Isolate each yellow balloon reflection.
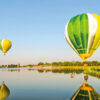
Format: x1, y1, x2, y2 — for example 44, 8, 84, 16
0, 81, 10, 100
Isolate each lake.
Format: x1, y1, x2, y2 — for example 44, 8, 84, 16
0, 68, 100, 100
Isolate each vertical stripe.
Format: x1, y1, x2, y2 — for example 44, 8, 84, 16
65, 23, 79, 55
73, 15, 83, 54
0, 40, 3, 51
90, 14, 100, 54
1, 40, 4, 50
87, 13, 97, 53
67, 18, 79, 52
80, 14, 89, 53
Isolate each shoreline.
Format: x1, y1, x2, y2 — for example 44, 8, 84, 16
1, 65, 100, 70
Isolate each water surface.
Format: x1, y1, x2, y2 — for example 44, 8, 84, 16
0, 68, 100, 100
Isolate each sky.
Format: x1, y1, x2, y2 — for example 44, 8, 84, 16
0, 0, 100, 65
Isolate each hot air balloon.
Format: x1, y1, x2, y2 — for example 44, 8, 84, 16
65, 13, 100, 61
0, 39, 12, 55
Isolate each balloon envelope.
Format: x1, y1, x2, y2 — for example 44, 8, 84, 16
0, 39, 12, 55
65, 13, 100, 61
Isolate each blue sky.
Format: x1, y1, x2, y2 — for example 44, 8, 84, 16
0, 0, 100, 65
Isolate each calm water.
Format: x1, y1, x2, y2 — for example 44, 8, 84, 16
0, 68, 100, 100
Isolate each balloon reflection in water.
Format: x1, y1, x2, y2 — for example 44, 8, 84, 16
0, 81, 10, 100
70, 73, 74, 78
71, 76, 100, 100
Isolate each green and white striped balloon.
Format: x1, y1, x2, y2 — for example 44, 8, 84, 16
65, 13, 100, 61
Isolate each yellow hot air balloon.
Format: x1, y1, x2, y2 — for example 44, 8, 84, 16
0, 39, 12, 55
65, 13, 100, 61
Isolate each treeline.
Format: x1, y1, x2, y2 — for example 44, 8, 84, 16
0, 64, 20, 68
37, 61, 100, 66
1, 61, 100, 68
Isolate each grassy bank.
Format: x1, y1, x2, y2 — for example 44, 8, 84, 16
33, 66, 100, 77
84, 67, 100, 78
